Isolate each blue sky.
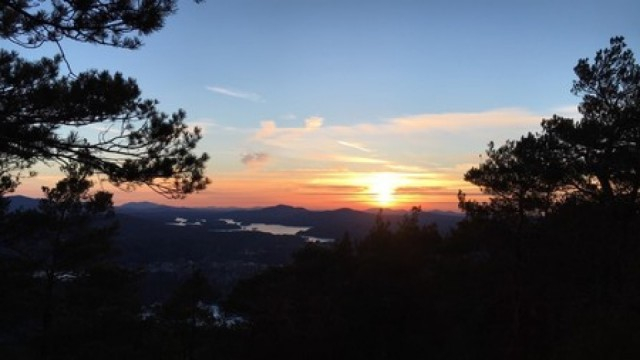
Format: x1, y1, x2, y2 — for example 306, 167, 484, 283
11, 0, 640, 209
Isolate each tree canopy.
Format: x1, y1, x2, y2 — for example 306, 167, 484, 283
463, 36, 640, 217
1, 0, 178, 49
0, 0, 209, 198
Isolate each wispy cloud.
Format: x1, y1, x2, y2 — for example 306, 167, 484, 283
396, 186, 450, 196
300, 183, 368, 195
338, 140, 371, 153
332, 156, 388, 164
388, 108, 541, 132
385, 164, 427, 172
206, 86, 264, 103
249, 108, 543, 158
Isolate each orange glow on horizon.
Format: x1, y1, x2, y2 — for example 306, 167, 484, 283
11, 170, 477, 212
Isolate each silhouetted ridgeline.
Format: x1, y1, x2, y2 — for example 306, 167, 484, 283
116, 202, 463, 238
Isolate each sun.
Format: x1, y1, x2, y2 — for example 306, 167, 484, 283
367, 173, 404, 207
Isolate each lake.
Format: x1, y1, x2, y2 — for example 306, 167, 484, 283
214, 219, 334, 243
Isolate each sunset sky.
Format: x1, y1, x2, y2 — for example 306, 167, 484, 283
10, 0, 640, 210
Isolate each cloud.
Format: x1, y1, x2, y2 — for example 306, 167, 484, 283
385, 164, 427, 172
253, 116, 325, 146
338, 140, 371, 153
395, 186, 453, 196
388, 108, 541, 133
244, 108, 546, 199
300, 183, 367, 195
305, 116, 323, 129
332, 156, 388, 164
250, 108, 543, 157
241, 152, 270, 167
206, 86, 264, 102
256, 120, 277, 139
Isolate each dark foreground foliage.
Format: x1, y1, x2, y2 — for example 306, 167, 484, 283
222, 206, 640, 360
3, 203, 639, 360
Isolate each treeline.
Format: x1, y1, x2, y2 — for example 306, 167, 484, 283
224, 205, 640, 360
2, 200, 639, 359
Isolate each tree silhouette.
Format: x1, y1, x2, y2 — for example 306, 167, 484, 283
1, 2, 208, 357
463, 36, 640, 217
459, 36, 640, 359
0, 0, 209, 198
0, 166, 139, 359
462, 133, 566, 222
159, 269, 218, 360
1, 0, 178, 49
544, 36, 640, 207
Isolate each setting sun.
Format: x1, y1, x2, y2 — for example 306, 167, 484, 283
367, 173, 406, 207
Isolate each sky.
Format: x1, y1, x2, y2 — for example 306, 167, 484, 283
9, 0, 640, 210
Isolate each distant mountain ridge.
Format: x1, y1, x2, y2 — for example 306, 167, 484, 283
5, 197, 464, 238
118, 201, 254, 213
115, 202, 463, 238
4, 195, 39, 211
